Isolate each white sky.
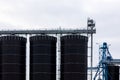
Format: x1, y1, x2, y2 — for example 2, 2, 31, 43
0, 0, 120, 78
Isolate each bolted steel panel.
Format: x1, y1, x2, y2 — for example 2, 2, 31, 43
61, 35, 88, 80
30, 35, 56, 80
0, 36, 26, 80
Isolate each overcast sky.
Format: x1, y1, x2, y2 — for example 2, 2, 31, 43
0, 0, 120, 70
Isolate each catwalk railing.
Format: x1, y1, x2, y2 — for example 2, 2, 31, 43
0, 29, 96, 34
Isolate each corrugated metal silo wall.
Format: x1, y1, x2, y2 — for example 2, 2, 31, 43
108, 65, 119, 80
61, 35, 88, 80
0, 36, 26, 80
30, 35, 57, 80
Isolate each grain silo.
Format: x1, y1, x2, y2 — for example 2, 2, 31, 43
61, 35, 88, 80
0, 36, 26, 80
108, 65, 119, 80
30, 35, 57, 80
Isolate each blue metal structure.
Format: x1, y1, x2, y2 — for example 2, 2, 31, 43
94, 42, 113, 80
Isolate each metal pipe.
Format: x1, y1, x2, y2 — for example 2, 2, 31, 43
91, 28, 93, 80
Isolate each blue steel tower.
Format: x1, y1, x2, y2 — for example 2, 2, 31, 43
94, 42, 119, 80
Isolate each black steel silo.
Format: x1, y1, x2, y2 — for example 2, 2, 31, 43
108, 65, 119, 80
30, 35, 57, 80
0, 36, 26, 80
61, 35, 88, 80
